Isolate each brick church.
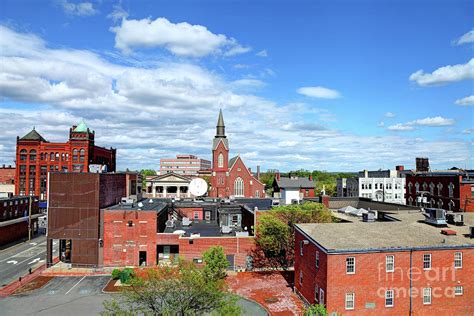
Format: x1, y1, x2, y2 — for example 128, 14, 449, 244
209, 110, 265, 198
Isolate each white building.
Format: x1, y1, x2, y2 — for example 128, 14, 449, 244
337, 167, 410, 205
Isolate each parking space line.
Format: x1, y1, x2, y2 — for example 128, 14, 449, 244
65, 276, 86, 295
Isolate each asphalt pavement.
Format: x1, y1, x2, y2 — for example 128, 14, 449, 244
0, 276, 111, 316
0, 235, 56, 287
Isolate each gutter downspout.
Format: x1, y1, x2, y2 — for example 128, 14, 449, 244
409, 248, 413, 316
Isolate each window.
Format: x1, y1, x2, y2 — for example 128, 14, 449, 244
429, 182, 434, 195
448, 200, 455, 211
319, 289, 325, 305
345, 292, 354, 310
437, 183, 443, 196
193, 211, 199, 220
422, 182, 427, 191
415, 182, 420, 193
299, 271, 303, 285
423, 254, 431, 270
408, 182, 412, 194
218, 153, 224, 168
79, 149, 85, 162
437, 199, 443, 209
29, 149, 36, 161
314, 285, 319, 303
454, 286, 463, 296
448, 183, 454, 198
72, 149, 78, 161
385, 290, 394, 307
315, 251, 320, 268
234, 177, 244, 196
454, 252, 462, 269
300, 240, 304, 256
20, 149, 27, 161
423, 288, 431, 305
386, 255, 394, 272
408, 196, 413, 206
50, 152, 54, 161
256, 190, 260, 198
346, 257, 355, 274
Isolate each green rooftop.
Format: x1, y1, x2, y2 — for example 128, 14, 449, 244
73, 120, 89, 133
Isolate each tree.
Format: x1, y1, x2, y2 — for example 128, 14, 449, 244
303, 304, 328, 316
203, 246, 229, 281
139, 169, 157, 187
102, 261, 240, 316
252, 202, 332, 270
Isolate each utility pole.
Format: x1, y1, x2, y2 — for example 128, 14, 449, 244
28, 195, 32, 241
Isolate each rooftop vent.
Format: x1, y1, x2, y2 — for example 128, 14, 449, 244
423, 208, 447, 227
121, 197, 134, 206
446, 213, 464, 226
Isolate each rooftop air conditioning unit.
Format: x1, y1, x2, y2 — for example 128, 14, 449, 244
423, 208, 447, 227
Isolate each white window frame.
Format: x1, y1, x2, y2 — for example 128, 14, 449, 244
345, 292, 355, 310
346, 256, 355, 274
423, 288, 431, 305
454, 252, 462, 269
315, 251, 319, 268
314, 284, 319, 303
386, 255, 394, 272
454, 285, 463, 296
385, 289, 394, 307
319, 288, 325, 305
217, 153, 224, 168
300, 241, 304, 256
423, 254, 431, 270
234, 177, 244, 197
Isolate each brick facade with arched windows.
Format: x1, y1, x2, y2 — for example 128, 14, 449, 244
405, 172, 474, 212
15, 122, 116, 200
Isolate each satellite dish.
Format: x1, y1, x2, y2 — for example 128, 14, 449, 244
189, 178, 208, 197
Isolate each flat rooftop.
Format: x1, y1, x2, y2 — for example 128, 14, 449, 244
106, 199, 168, 212
296, 211, 474, 253
164, 220, 249, 237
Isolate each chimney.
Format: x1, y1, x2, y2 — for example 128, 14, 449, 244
248, 167, 251, 173
319, 195, 329, 208
396, 165, 404, 171
256, 165, 260, 180
275, 171, 280, 181
309, 174, 313, 181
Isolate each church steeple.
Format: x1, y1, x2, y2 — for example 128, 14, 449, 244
216, 109, 226, 138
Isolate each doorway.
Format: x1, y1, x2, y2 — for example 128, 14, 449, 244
139, 251, 147, 266
59, 239, 72, 263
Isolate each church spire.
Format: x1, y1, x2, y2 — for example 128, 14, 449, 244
216, 109, 226, 137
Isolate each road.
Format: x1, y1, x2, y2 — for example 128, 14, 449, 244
0, 235, 56, 287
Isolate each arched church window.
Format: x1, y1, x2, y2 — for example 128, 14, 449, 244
218, 153, 224, 168
234, 177, 244, 197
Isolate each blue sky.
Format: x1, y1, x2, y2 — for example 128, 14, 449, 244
0, 0, 472, 172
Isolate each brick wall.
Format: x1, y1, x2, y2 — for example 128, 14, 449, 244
294, 228, 474, 315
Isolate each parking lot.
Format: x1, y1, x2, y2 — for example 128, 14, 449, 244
0, 275, 268, 315
0, 276, 112, 316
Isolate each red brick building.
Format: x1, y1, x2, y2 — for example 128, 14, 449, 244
0, 196, 40, 246
209, 110, 265, 198
46, 172, 140, 266
101, 199, 272, 268
294, 212, 474, 315
406, 171, 474, 212
0, 165, 15, 184
15, 121, 116, 200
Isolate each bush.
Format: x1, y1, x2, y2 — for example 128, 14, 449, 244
203, 246, 229, 281
111, 269, 121, 280
111, 268, 134, 284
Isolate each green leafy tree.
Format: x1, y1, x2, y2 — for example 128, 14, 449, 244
203, 246, 229, 281
139, 169, 157, 186
252, 202, 332, 270
303, 304, 328, 316
102, 261, 241, 316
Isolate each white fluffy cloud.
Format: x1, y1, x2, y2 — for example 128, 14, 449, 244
409, 58, 474, 86
455, 30, 474, 45
256, 50, 268, 57
385, 112, 396, 118
387, 116, 455, 131
454, 95, 474, 106
59, 0, 98, 16
0, 26, 471, 171
297, 86, 341, 99
110, 17, 250, 57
